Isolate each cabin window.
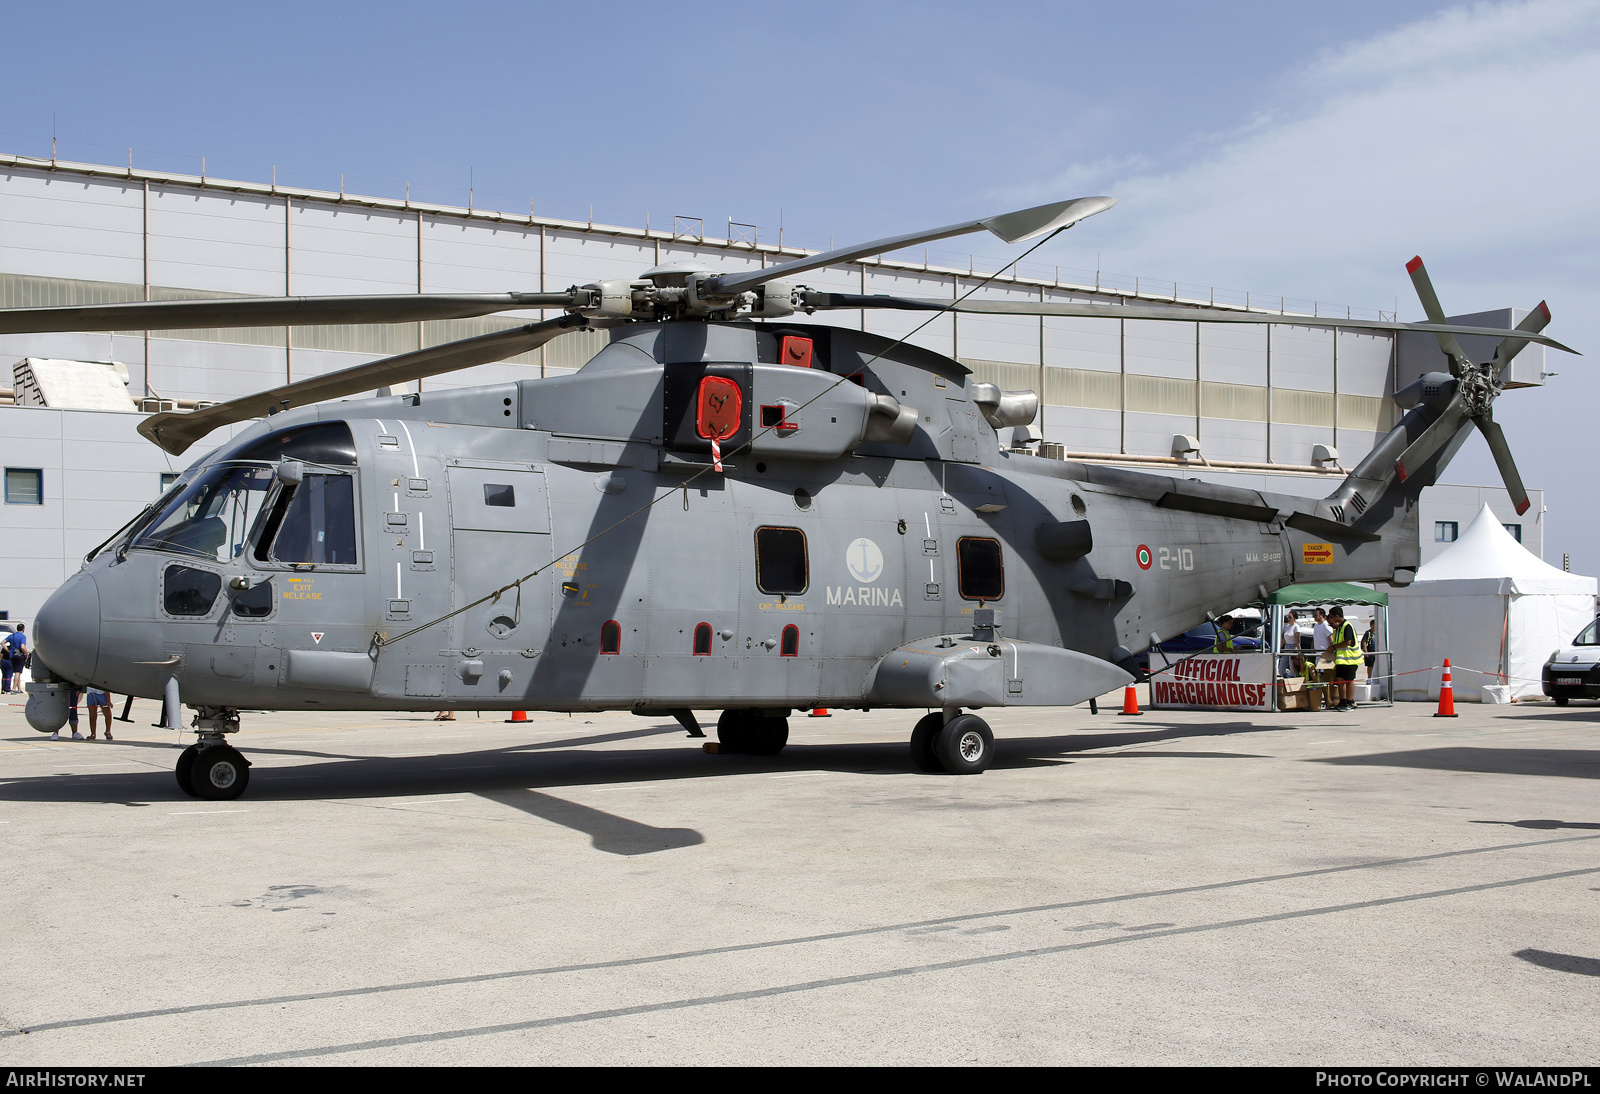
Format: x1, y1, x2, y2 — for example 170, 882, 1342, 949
267, 474, 358, 566
957, 537, 1005, 601
484, 484, 515, 507
693, 622, 713, 655
601, 619, 621, 655
164, 565, 222, 617
755, 526, 808, 595
231, 579, 274, 618
780, 624, 799, 657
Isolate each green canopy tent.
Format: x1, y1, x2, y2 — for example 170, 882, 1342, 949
1267, 583, 1388, 608
1265, 583, 1392, 707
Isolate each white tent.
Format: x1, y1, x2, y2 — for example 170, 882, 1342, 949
1390, 505, 1597, 701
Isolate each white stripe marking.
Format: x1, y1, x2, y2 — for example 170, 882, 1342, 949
397, 420, 419, 478
924, 513, 931, 538
396, 562, 403, 600
418, 511, 425, 551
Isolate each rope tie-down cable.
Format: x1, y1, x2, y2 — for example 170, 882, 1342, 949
372, 228, 1074, 656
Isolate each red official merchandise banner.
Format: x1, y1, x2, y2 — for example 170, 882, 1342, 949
1149, 653, 1274, 711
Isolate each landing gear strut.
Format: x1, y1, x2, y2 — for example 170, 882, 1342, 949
716, 709, 790, 755
175, 706, 252, 801
909, 709, 994, 775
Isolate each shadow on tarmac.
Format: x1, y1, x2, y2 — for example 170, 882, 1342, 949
1471, 819, 1600, 830
1514, 948, 1600, 977
0, 718, 1281, 811
1316, 747, 1600, 779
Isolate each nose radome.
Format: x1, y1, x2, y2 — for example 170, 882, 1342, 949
34, 573, 101, 684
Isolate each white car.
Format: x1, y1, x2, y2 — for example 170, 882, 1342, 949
1542, 617, 1600, 705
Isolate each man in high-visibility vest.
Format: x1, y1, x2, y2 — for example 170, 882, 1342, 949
1328, 606, 1362, 711
1212, 616, 1236, 653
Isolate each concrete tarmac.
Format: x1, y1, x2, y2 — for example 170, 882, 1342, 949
0, 692, 1595, 1066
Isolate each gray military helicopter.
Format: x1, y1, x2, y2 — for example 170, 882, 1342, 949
2, 196, 1573, 800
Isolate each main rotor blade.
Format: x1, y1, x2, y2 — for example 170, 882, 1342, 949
137, 314, 612, 456
1491, 301, 1552, 371
1405, 256, 1471, 372
1474, 414, 1531, 515
798, 292, 1579, 352
0, 292, 577, 335
705, 196, 1116, 296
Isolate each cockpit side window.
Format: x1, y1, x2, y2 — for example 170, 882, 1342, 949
265, 474, 358, 566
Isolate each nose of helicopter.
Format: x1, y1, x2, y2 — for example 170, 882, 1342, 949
34, 572, 101, 684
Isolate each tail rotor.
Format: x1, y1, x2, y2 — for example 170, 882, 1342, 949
1398, 257, 1554, 516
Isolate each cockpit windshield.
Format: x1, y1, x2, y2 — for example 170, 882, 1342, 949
132, 463, 275, 562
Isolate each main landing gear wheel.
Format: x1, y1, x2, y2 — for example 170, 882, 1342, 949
934, 714, 994, 775
909, 713, 943, 773
191, 745, 251, 801
175, 744, 201, 798
716, 710, 790, 756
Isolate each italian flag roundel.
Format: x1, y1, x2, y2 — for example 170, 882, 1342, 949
1136, 545, 1152, 570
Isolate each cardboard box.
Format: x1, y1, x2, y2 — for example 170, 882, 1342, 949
1279, 678, 1324, 712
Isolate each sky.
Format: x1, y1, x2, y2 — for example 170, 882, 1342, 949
4, 0, 1599, 567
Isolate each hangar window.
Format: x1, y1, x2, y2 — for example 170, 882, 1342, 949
780, 624, 799, 657
601, 620, 621, 655
957, 537, 1005, 601
755, 527, 808, 595
1503, 523, 1522, 542
693, 622, 712, 655
164, 565, 222, 617
1435, 521, 1458, 543
4, 468, 42, 505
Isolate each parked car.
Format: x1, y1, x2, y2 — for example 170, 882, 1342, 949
1542, 616, 1600, 705
1137, 620, 1262, 671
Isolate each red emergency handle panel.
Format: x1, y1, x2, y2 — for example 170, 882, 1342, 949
780, 335, 813, 368
696, 375, 742, 441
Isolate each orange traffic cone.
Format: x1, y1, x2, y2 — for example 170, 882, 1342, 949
1434, 660, 1458, 718
505, 709, 529, 723
808, 708, 832, 717
1118, 684, 1143, 716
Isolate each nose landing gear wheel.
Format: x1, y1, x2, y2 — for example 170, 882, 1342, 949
175, 744, 201, 798
192, 745, 251, 800
934, 714, 994, 775
909, 713, 943, 773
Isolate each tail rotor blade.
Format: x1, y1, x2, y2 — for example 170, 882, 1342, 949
1393, 392, 1468, 484
1406, 256, 1471, 374
1474, 414, 1531, 516
1492, 300, 1552, 371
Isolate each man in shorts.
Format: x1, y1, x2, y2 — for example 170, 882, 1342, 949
84, 688, 113, 740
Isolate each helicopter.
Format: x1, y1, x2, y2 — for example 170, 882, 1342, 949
0, 195, 1574, 800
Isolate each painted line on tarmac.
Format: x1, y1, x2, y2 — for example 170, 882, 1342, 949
8, 830, 1598, 1042
195, 863, 1600, 1066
